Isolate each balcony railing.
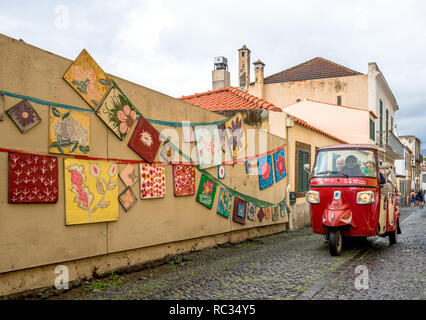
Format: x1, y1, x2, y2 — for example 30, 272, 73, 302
376, 130, 405, 159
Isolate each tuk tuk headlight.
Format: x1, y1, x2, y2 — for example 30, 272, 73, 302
306, 190, 320, 204
356, 191, 374, 204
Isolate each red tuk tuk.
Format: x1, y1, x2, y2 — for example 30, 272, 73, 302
306, 144, 401, 256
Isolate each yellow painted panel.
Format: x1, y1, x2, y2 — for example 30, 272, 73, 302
64, 158, 118, 225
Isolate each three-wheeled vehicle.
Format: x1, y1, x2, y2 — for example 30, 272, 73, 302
306, 144, 401, 256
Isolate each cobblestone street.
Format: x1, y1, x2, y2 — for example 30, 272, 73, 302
55, 206, 425, 301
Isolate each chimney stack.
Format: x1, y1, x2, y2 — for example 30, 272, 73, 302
253, 59, 265, 99
238, 45, 250, 92
212, 56, 230, 90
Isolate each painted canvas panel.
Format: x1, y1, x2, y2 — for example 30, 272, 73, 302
257, 155, 274, 190
8, 152, 58, 203
0, 93, 5, 121
173, 164, 195, 197
224, 113, 246, 159
247, 202, 256, 221
280, 202, 287, 217
218, 165, 225, 179
273, 148, 287, 182
257, 208, 265, 222
119, 164, 138, 187
64, 158, 118, 225
128, 116, 161, 163
139, 163, 166, 199
194, 125, 222, 169
233, 197, 247, 225
182, 121, 195, 143
96, 85, 137, 140
272, 205, 280, 221
265, 207, 271, 219
118, 186, 137, 212
6, 100, 41, 133
49, 107, 90, 156
196, 174, 217, 209
218, 123, 232, 155
217, 188, 232, 218
63, 49, 112, 110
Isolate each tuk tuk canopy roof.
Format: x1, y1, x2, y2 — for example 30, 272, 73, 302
318, 144, 386, 153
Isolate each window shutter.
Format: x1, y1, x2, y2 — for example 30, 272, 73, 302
297, 151, 304, 191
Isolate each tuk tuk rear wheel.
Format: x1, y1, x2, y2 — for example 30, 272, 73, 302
329, 229, 343, 256
389, 227, 397, 245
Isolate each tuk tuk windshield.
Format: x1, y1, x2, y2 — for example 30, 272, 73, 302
313, 149, 377, 178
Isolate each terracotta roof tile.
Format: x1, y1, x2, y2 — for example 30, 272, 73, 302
179, 86, 282, 112
262, 57, 362, 85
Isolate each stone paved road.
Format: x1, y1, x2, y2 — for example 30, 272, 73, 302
60, 206, 424, 300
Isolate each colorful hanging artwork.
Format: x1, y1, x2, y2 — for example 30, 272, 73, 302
280, 202, 287, 217
96, 84, 137, 140
64, 158, 118, 225
257, 208, 265, 222
217, 188, 232, 218
173, 164, 195, 197
265, 207, 271, 219
160, 141, 177, 164
6, 100, 41, 133
257, 155, 274, 190
194, 125, 222, 169
182, 121, 195, 143
272, 205, 280, 221
63, 49, 112, 110
224, 113, 246, 159
49, 107, 90, 156
245, 160, 253, 174
247, 202, 256, 221
119, 164, 138, 187
128, 116, 161, 163
118, 186, 137, 212
218, 123, 232, 155
233, 197, 247, 225
8, 152, 58, 203
273, 148, 287, 182
218, 165, 225, 179
0, 93, 5, 121
196, 174, 217, 209
139, 163, 166, 199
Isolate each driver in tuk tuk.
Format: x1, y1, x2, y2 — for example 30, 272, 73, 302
341, 155, 365, 177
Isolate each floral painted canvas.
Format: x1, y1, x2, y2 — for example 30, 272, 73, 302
64, 159, 118, 225
194, 125, 222, 169
257, 155, 274, 190
139, 163, 166, 199
247, 202, 256, 221
96, 85, 137, 140
6, 100, 41, 133
173, 164, 195, 197
118, 186, 137, 212
272, 205, 280, 221
196, 174, 217, 209
217, 188, 232, 218
224, 113, 246, 159
233, 197, 247, 225
8, 152, 58, 203
218, 165, 225, 179
273, 148, 287, 182
128, 116, 161, 163
119, 164, 138, 187
63, 49, 112, 110
49, 107, 90, 156
265, 207, 271, 219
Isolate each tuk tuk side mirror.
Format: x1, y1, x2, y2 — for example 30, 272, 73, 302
303, 163, 311, 175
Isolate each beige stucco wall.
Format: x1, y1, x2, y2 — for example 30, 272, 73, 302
283, 100, 374, 144
249, 75, 369, 110
0, 34, 288, 295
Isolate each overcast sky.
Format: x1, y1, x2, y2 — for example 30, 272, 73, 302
1, 0, 425, 152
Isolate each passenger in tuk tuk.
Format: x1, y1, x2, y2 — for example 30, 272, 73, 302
365, 160, 386, 185
341, 155, 365, 177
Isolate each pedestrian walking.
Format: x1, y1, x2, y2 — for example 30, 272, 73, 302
410, 191, 416, 208
417, 189, 424, 209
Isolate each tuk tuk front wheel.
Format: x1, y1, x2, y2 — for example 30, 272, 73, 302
329, 229, 343, 256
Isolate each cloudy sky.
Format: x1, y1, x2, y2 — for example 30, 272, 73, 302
1, 0, 425, 152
